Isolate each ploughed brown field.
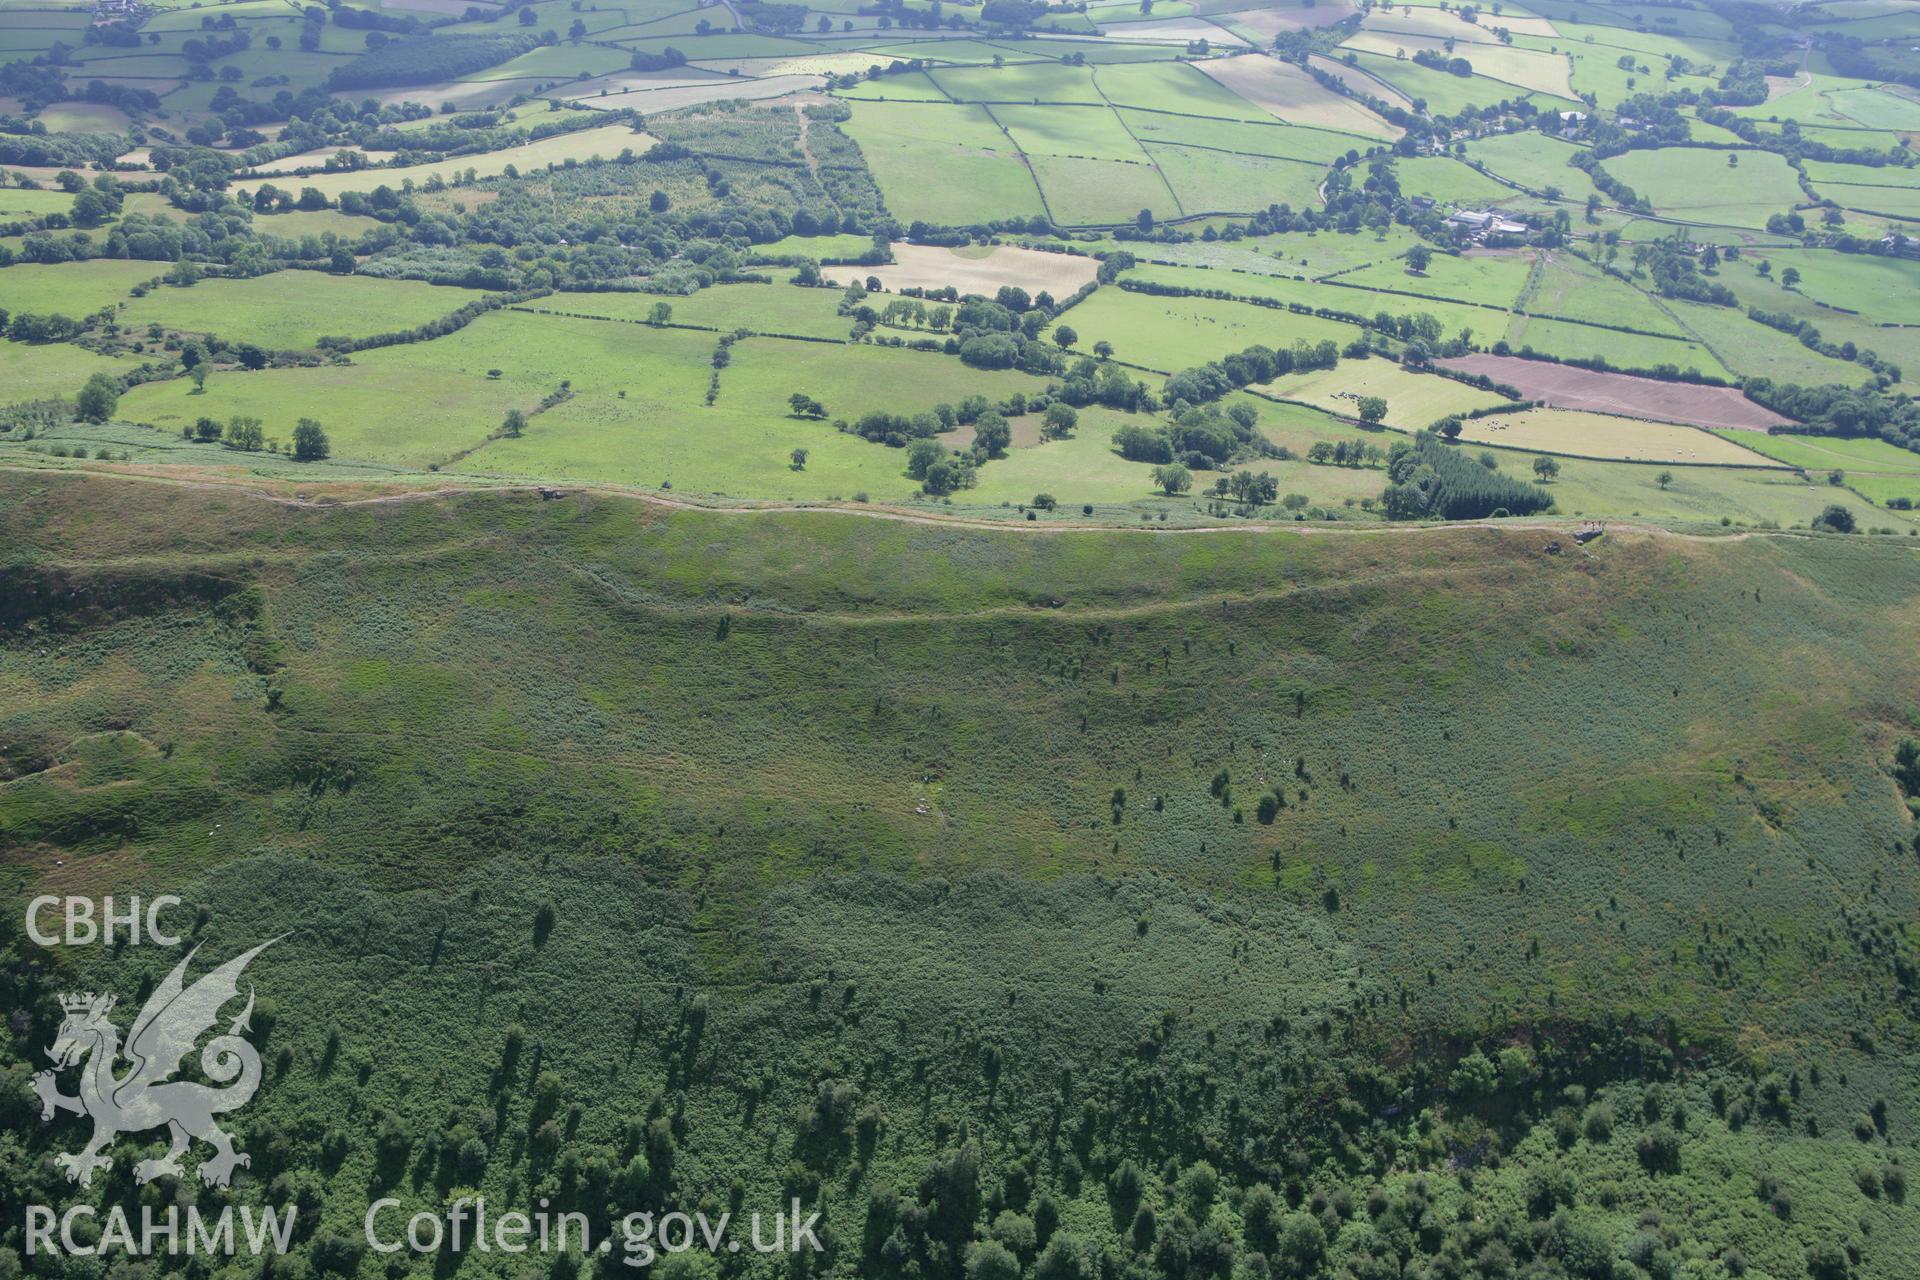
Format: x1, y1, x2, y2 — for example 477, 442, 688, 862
1438, 354, 1794, 431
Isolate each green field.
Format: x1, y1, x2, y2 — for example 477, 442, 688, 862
1462, 130, 1607, 204
1057, 287, 1358, 371
842, 101, 1047, 225
1340, 248, 1534, 310
1724, 429, 1920, 482
1261, 357, 1511, 427
1503, 312, 1732, 378
0, 260, 164, 317
117, 274, 490, 350
1602, 147, 1806, 228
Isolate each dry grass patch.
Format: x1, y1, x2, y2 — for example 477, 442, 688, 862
825, 243, 1099, 297
1340, 32, 1576, 98
1199, 54, 1402, 137
1459, 407, 1787, 465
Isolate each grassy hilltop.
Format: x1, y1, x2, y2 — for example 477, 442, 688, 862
4, 473, 1919, 1278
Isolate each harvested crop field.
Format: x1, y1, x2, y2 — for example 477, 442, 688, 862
1437, 355, 1794, 431
1306, 53, 1415, 110
1220, 2, 1358, 39
1459, 407, 1788, 466
1198, 55, 1403, 137
826, 243, 1101, 296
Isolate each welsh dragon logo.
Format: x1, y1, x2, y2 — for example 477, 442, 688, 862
33, 940, 275, 1189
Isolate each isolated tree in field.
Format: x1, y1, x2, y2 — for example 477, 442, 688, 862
1656, 470, 1674, 490
193, 417, 222, 442
1053, 324, 1077, 350
1405, 245, 1432, 273
788, 393, 826, 419
647, 301, 673, 326
1032, 493, 1057, 511
1814, 503, 1855, 533
227, 416, 265, 452
189, 365, 210, 393
1437, 417, 1464, 441
75, 372, 119, 423
1532, 455, 1560, 481
292, 418, 330, 462
790, 447, 808, 471
1093, 340, 1113, 359
1781, 266, 1801, 289
1151, 463, 1191, 495
972, 412, 1012, 459
1042, 403, 1077, 440
1356, 396, 1388, 425
503, 409, 527, 438
1282, 492, 1309, 510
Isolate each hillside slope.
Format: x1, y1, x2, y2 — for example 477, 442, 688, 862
2, 473, 1918, 1278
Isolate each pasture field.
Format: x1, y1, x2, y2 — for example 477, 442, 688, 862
1813, 179, 1920, 219
929, 62, 1102, 104
1462, 130, 1605, 203
1094, 58, 1278, 117
1800, 157, 1920, 188
1339, 247, 1534, 310
1118, 109, 1366, 163
534, 284, 857, 340
115, 359, 515, 466
993, 103, 1147, 162
1726, 430, 1920, 478
116, 274, 489, 350
1338, 48, 1535, 117
748, 232, 876, 260
0, 337, 143, 405
1145, 144, 1327, 213
1259, 357, 1511, 426
251, 208, 385, 240
1748, 250, 1920, 324
0, 260, 163, 316
1026, 153, 1179, 225
840, 101, 1047, 224
0, 186, 73, 219
1458, 405, 1786, 465
457, 370, 924, 502
1503, 312, 1732, 379
1521, 252, 1690, 335
1131, 260, 1505, 337
32, 101, 132, 133
1057, 287, 1360, 370
1662, 296, 1879, 387
1390, 155, 1522, 206
1602, 147, 1805, 228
